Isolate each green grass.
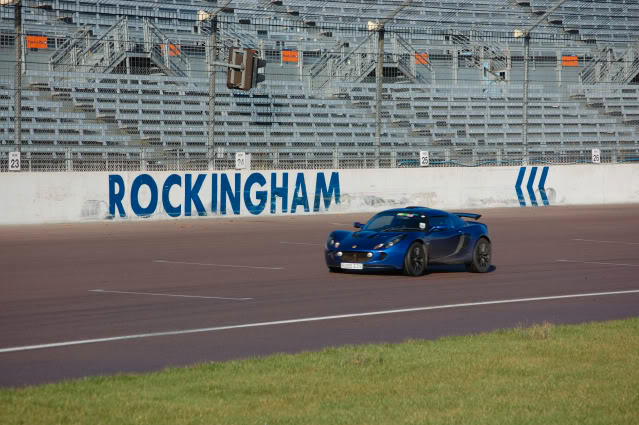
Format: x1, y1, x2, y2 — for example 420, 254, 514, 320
2, 319, 639, 425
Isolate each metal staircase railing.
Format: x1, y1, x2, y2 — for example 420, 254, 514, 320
580, 44, 615, 84
143, 18, 191, 79
581, 41, 639, 85
309, 34, 377, 92
610, 42, 639, 84
63, 16, 130, 75
50, 16, 191, 78
49, 24, 94, 73
344, 35, 378, 83
393, 34, 432, 85
308, 40, 347, 84
309, 33, 435, 94
48, 16, 131, 75
85, 17, 130, 74
451, 31, 507, 80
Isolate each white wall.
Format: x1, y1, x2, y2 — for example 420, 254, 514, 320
1, 164, 638, 225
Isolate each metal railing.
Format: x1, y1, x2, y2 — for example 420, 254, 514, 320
309, 34, 377, 92
450, 31, 508, 81
393, 33, 432, 85
2, 146, 637, 173
48, 24, 94, 73
143, 18, 191, 79
581, 39, 639, 84
610, 42, 639, 84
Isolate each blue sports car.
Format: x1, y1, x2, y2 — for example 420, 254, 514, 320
324, 206, 492, 276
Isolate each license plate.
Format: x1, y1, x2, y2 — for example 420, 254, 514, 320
341, 263, 363, 270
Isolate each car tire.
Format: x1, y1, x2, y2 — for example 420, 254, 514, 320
467, 238, 491, 273
403, 242, 427, 277
328, 267, 341, 273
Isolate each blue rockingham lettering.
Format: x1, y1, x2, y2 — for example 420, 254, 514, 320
108, 172, 340, 218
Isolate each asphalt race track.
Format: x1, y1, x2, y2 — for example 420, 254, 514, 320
1, 205, 639, 387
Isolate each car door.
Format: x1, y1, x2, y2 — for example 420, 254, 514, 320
427, 216, 463, 259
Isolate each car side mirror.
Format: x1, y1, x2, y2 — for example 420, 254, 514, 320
353, 222, 363, 229
429, 225, 447, 233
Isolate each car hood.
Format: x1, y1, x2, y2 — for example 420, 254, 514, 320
337, 231, 405, 250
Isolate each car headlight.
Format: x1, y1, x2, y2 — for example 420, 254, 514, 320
374, 234, 406, 250
327, 236, 339, 249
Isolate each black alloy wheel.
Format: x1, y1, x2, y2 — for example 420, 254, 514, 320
468, 238, 491, 273
403, 242, 427, 276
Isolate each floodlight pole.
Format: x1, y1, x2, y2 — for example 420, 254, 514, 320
202, 0, 234, 170
373, 0, 413, 168
14, 0, 22, 152
522, 33, 529, 165
517, 0, 568, 165
374, 25, 384, 168
208, 13, 217, 170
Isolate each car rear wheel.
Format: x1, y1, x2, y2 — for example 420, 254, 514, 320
403, 242, 427, 276
467, 238, 491, 273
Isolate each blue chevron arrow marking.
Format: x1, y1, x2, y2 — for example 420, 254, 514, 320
515, 167, 526, 206
527, 167, 539, 206
515, 166, 551, 207
539, 166, 550, 206
515, 167, 526, 207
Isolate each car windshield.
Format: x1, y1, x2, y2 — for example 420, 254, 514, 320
363, 212, 427, 232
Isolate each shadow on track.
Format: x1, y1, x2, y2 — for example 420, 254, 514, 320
330, 265, 497, 276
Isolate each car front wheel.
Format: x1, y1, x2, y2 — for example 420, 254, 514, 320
403, 242, 427, 276
468, 238, 491, 273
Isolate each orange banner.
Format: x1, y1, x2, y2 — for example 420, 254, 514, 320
415, 53, 429, 65
161, 43, 181, 56
282, 50, 299, 63
562, 55, 578, 67
26, 36, 48, 49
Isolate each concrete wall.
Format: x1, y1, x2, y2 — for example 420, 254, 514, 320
1, 164, 638, 225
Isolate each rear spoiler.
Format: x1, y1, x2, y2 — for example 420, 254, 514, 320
453, 212, 481, 220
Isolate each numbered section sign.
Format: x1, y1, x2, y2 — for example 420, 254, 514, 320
419, 151, 430, 167
235, 152, 246, 169
591, 148, 601, 164
8, 151, 21, 171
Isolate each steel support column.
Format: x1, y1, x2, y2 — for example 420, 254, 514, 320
374, 26, 384, 169
207, 15, 218, 170
522, 34, 530, 165
14, 0, 22, 152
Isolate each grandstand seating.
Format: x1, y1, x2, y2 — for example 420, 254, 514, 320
1, 0, 638, 169
11, 0, 639, 45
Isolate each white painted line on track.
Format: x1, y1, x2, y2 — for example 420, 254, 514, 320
280, 241, 322, 246
572, 238, 639, 245
2, 289, 639, 354
557, 259, 639, 267
153, 260, 284, 270
89, 289, 252, 301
